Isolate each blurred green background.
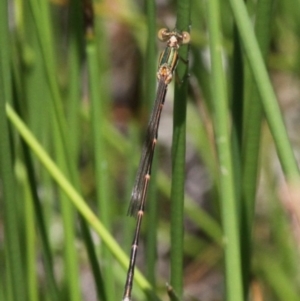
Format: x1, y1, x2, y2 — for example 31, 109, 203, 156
1, 0, 300, 300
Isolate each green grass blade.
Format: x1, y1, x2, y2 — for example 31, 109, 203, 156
18, 164, 39, 301
0, 2, 26, 300
206, 0, 244, 300
66, 0, 84, 162
21, 141, 60, 300
242, 0, 274, 229
52, 117, 81, 301
86, 25, 114, 300
169, 0, 191, 298
228, 0, 300, 181
6, 103, 154, 299
66, 3, 109, 298
241, 0, 275, 295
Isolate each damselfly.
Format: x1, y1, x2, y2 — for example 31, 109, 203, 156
122, 28, 190, 301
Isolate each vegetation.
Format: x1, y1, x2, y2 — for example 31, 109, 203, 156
1, 0, 300, 300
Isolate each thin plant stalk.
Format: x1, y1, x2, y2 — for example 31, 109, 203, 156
21, 166, 39, 301
66, 0, 84, 162
14, 4, 61, 297
86, 22, 114, 301
241, 0, 274, 295
206, 0, 244, 300
28, 0, 82, 298
64, 2, 109, 299
228, 0, 300, 181
169, 0, 191, 297
0, 1, 25, 300
5, 103, 154, 298
242, 0, 274, 236
21, 140, 60, 300
52, 112, 81, 301
29, 0, 68, 151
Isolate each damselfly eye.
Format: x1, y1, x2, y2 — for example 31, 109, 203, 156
181, 31, 191, 44
157, 28, 169, 41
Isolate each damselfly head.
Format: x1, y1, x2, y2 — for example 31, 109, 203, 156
157, 28, 190, 46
